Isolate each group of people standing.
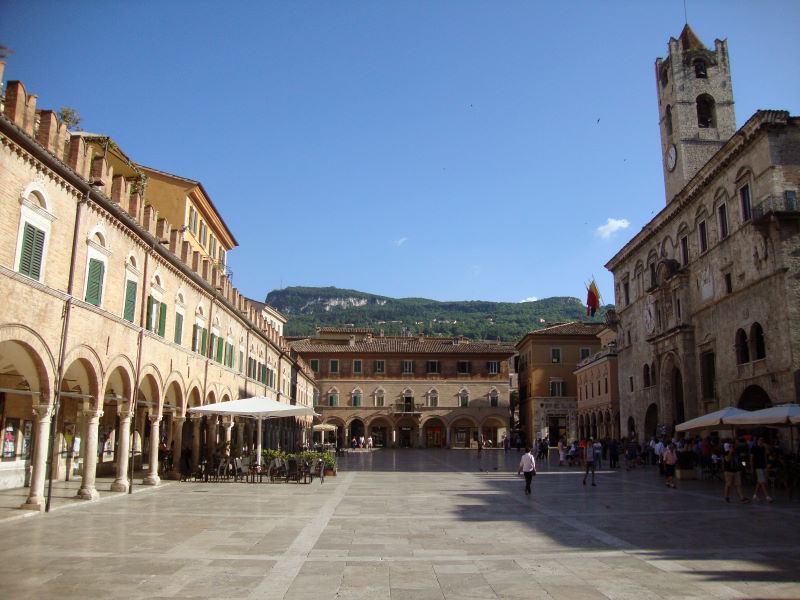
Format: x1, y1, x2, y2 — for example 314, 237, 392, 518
350, 435, 373, 450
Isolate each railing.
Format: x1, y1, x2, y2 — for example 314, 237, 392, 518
753, 194, 799, 220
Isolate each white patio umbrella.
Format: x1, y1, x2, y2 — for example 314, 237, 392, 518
675, 406, 751, 432
188, 397, 319, 465
722, 404, 800, 426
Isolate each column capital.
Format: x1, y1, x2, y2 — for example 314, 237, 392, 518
82, 408, 104, 420
191, 413, 204, 423
148, 414, 162, 424
172, 416, 186, 425
117, 408, 134, 420
31, 403, 52, 419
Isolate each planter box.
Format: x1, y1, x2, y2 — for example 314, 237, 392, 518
676, 468, 696, 480
324, 469, 336, 476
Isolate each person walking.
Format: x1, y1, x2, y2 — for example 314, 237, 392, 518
503, 433, 509, 454
558, 437, 566, 466
517, 447, 537, 495
750, 437, 772, 502
723, 441, 750, 504
583, 437, 597, 486
662, 443, 678, 488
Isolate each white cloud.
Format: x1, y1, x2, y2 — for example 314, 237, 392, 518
520, 296, 538, 303
394, 237, 408, 247
595, 218, 630, 239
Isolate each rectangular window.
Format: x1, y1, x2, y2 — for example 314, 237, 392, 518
490, 394, 499, 407
329, 394, 338, 407
374, 360, 385, 374
649, 262, 656, 288
312, 391, 318, 407
375, 394, 384, 407
699, 220, 708, 252
352, 395, 362, 407
623, 281, 630, 306
18, 222, 46, 280
429, 395, 438, 407
550, 348, 561, 364
188, 206, 198, 235
724, 272, 733, 294
174, 312, 183, 345
310, 359, 319, 372
158, 302, 167, 337
402, 360, 414, 374
123, 280, 137, 322
549, 381, 565, 397
84, 258, 105, 306
629, 376, 634, 392
330, 359, 339, 373
579, 348, 591, 361
718, 204, 729, 239
201, 328, 207, 355
198, 220, 208, 247
209, 235, 217, 261
457, 361, 471, 374
740, 184, 752, 221
216, 337, 224, 362
219, 248, 226, 266
680, 235, 689, 266
353, 359, 362, 374
239, 350, 244, 373
487, 361, 500, 374
701, 351, 716, 399
459, 394, 469, 407
426, 360, 440, 374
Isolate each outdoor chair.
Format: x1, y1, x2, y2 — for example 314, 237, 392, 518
312, 458, 325, 483
285, 457, 301, 483
267, 458, 286, 483
233, 457, 250, 482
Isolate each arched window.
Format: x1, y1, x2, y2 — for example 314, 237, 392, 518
697, 94, 716, 128
735, 329, 750, 364
665, 105, 673, 136
660, 66, 669, 87
750, 323, 766, 360
693, 58, 707, 78
643, 364, 651, 388
650, 362, 657, 386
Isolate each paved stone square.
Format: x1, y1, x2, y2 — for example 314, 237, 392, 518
0, 449, 798, 599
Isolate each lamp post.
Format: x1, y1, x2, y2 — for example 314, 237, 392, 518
45, 177, 104, 512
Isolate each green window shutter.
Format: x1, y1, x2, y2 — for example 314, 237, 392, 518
19, 222, 45, 280
158, 302, 167, 337
239, 351, 243, 372
84, 258, 104, 306
201, 328, 207, 355
216, 337, 223, 362
174, 312, 183, 345
191, 324, 198, 351
146, 297, 154, 331
123, 280, 137, 322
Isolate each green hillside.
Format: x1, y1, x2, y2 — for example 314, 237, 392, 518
265, 286, 611, 342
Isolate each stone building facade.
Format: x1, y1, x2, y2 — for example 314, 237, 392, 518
516, 322, 603, 446
291, 328, 516, 448
574, 327, 620, 441
605, 27, 800, 440
0, 66, 315, 506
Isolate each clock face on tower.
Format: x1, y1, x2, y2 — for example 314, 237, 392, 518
666, 144, 677, 171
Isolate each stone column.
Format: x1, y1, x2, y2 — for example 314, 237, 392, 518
446, 426, 452, 448
21, 404, 53, 510
169, 417, 185, 479
223, 418, 233, 448
77, 407, 103, 500
235, 421, 245, 455
208, 416, 219, 459
143, 415, 161, 486
191, 415, 202, 469
418, 424, 424, 448
111, 408, 134, 492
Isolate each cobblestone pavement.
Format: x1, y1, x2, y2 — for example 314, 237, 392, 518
1, 449, 798, 599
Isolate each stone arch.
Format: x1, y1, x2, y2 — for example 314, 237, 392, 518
21, 181, 51, 212
738, 385, 771, 411
186, 385, 203, 408
205, 389, 217, 405
659, 351, 685, 430
61, 344, 103, 406
163, 378, 184, 416
0, 324, 56, 399
138, 363, 164, 398
218, 388, 233, 403
103, 355, 135, 402
644, 403, 659, 440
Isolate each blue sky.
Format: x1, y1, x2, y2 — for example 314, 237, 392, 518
2, 1, 799, 306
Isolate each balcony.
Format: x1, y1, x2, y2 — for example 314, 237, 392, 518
393, 401, 422, 415
753, 194, 799, 220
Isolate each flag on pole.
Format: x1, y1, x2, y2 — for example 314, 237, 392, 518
586, 280, 600, 316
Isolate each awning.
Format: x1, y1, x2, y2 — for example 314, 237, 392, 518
723, 404, 800, 426
187, 396, 319, 419
313, 423, 338, 432
675, 406, 750, 432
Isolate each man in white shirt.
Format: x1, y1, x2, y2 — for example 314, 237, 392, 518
583, 437, 599, 486
517, 447, 537, 496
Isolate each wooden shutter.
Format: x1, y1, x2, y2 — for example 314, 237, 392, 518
216, 337, 223, 362
123, 280, 137, 322
84, 258, 105, 306
158, 302, 167, 337
201, 328, 207, 355
174, 312, 183, 345
146, 297, 154, 331
19, 223, 45, 280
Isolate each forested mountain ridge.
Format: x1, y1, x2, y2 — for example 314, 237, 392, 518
265, 286, 611, 342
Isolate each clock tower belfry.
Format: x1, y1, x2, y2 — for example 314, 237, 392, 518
655, 25, 736, 204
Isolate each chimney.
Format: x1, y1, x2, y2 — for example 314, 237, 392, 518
418, 333, 425, 343
348, 335, 355, 347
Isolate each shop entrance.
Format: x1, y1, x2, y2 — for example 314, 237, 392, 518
398, 426, 413, 448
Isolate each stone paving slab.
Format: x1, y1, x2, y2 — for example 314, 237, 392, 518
0, 450, 799, 599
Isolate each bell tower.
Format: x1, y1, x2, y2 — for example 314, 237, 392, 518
655, 25, 736, 204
